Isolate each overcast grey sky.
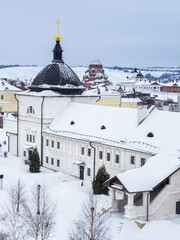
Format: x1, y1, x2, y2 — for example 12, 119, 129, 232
0, 0, 180, 67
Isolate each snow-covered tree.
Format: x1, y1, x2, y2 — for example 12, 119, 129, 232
29, 148, 41, 173
92, 166, 109, 195
0, 180, 26, 240
22, 186, 56, 240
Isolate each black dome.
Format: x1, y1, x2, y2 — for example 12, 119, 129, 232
29, 39, 85, 95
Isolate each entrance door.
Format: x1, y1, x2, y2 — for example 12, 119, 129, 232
176, 201, 180, 214
28, 150, 33, 160
80, 166, 84, 180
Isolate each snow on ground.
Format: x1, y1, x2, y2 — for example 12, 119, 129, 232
1, 66, 179, 89
0, 127, 180, 239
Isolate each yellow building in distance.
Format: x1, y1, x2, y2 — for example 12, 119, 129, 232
0, 79, 21, 113
96, 95, 143, 108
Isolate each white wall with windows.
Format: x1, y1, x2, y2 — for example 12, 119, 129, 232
43, 133, 151, 180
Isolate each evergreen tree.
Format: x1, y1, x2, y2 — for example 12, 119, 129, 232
29, 148, 41, 173
93, 165, 109, 195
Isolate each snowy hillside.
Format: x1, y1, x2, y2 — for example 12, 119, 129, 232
0, 66, 179, 88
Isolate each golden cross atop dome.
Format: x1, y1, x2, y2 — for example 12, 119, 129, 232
55, 19, 61, 41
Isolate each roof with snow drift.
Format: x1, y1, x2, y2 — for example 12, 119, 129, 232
29, 31, 85, 95
110, 152, 180, 192
44, 103, 138, 143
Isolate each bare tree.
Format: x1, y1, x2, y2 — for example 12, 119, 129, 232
69, 194, 111, 240
22, 185, 56, 240
0, 179, 26, 240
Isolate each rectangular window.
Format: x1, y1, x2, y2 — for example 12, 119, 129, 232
33, 135, 35, 143
30, 135, 32, 142
51, 140, 54, 148
57, 159, 60, 167
87, 168, 91, 176
81, 147, 84, 155
46, 156, 48, 164
88, 148, 91, 157
46, 139, 49, 147
99, 151, 103, 160
51, 158, 54, 165
115, 155, 119, 164
1, 95, 3, 100
131, 156, 135, 165
23, 151, 26, 157
57, 141, 60, 149
141, 158, 145, 166
30, 106, 33, 113
27, 134, 29, 142
107, 153, 110, 161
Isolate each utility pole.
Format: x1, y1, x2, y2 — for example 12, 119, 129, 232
36, 184, 41, 240
37, 185, 41, 215
90, 207, 94, 240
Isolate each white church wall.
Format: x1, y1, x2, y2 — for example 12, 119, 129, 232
9, 133, 17, 156
3, 117, 17, 131
125, 170, 180, 221
72, 96, 97, 105
148, 170, 180, 220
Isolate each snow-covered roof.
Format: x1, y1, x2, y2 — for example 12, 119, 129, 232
116, 152, 180, 192
17, 90, 62, 97
45, 103, 138, 142
90, 57, 102, 66
127, 109, 180, 150
0, 79, 21, 92
82, 87, 119, 96
151, 92, 178, 102
121, 98, 142, 103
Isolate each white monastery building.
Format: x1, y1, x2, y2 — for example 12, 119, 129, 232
8, 26, 180, 222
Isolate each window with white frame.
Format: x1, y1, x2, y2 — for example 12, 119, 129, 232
99, 151, 103, 160
81, 147, 84, 155
107, 153, 110, 161
27, 106, 35, 114
141, 158, 145, 166
130, 156, 135, 165
115, 154, 120, 164
88, 148, 91, 157
57, 141, 60, 149
57, 159, 60, 167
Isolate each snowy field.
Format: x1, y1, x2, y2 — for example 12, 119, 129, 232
0, 66, 179, 88
0, 127, 180, 239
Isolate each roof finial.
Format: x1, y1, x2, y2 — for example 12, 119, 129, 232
55, 19, 61, 41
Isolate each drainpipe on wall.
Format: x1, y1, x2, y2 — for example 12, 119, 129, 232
6, 132, 9, 152
147, 192, 150, 222
96, 96, 101, 103
14, 94, 19, 157
90, 141, 96, 180
41, 96, 45, 166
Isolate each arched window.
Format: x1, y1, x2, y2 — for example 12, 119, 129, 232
27, 106, 35, 114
